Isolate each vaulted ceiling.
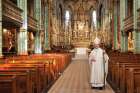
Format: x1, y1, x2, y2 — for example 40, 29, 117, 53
63, 0, 98, 2
65, 0, 97, 12
62, 0, 97, 21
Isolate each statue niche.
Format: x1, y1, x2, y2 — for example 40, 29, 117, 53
28, 32, 35, 53
2, 28, 17, 55
128, 32, 134, 52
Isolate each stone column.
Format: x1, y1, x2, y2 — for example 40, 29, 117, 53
124, 33, 128, 52
17, 0, 28, 55
113, 2, 118, 50
34, 0, 42, 54
44, 6, 50, 51
133, 0, 140, 53
120, 0, 128, 52
0, 0, 2, 57
48, 0, 52, 49
138, 0, 140, 7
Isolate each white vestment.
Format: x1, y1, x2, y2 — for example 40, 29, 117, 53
89, 48, 109, 87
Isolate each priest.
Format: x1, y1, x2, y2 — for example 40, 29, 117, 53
89, 37, 109, 89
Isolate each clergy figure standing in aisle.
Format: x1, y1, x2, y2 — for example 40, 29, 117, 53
89, 37, 109, 89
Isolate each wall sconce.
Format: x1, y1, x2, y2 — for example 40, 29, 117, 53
3, 29, 7, 33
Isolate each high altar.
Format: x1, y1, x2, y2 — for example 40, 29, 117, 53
71, 2, 91, 48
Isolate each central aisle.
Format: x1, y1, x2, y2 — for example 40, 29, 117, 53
48, 55, 114, 93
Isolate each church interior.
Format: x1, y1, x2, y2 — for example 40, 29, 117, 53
0, 0, 140, 93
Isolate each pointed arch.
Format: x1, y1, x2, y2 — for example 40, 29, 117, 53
89, 6, 97, 31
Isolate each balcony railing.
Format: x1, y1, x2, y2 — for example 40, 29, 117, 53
124, 15, 134, 32
28, 15, 38, 31
2, 0, 22, 25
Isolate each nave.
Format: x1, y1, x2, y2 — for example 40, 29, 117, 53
1, 0, 140, 93
48, 55, 114, 93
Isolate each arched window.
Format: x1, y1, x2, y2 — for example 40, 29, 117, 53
65, 10, 70, 26
92, 10, 97, 28
59, 4, 63, 25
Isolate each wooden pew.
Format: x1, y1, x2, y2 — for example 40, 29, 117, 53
29, 53, 72, 77
114, 62, 139, 86
109, 61, 138, 86
6, 55, 59, 80
127, 68, 140, 93
6, 62, 47, 88
119, 64, 140, 93
2, 53, 72, 92
0, 64, 41, 93
108, 51, 140, 93
0, 70, 32, 93
2, 60, 58, 92
0, 75, 17, 93
6, 59, 57, 89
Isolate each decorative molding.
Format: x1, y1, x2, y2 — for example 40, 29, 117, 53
123, 15, 134, 32
3, 0, 23, 26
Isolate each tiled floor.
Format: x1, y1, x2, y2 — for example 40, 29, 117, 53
48, 55, 114, 93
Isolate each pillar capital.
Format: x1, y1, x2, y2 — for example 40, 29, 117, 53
19, 28, 27, 32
